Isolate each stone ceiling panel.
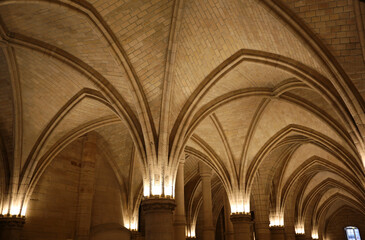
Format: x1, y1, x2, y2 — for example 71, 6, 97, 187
195, 62, 295, 111
302, 172, 353, 201
0, 2, 136, 115
36, 98, 117, 163
0, 48, 14, 161
281, 143, 349, 186
192, 115, 232, 171
95, 123, 135, 191
16, 47, 98, 169
212, 96, 265, 171
246, 99, 352, 167
317, 187, 354, 209
171, 0, 333, 129
87, 0, 174, 129
286, 88, 345, 127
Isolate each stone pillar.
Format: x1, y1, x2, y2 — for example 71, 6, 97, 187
256, 221, 271, 240
131, 230, 144, 240
295, 234, 306, 240
174, 159, 186, 240
142, 197, 176, 240
224, 195, 234, 240
230, 213, 252, 240
199, 163, 215, 240
0, 216, 25, 240
270, 226, 285, 240
76, 133, 98, 240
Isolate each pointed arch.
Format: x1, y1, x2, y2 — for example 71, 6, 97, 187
170, 49, 364, 173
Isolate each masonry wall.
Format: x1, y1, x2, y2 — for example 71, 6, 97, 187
21, 136, 130, 240
325, 208, 365, 240
282, 0, 365, 98
21, 139, 83, 240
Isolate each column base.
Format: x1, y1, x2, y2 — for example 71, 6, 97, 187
142, 197, 176, 240
0, 215, 25, 240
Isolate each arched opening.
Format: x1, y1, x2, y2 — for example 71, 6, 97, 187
345, 226, 362, 240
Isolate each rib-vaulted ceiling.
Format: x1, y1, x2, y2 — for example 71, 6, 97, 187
0, 0, 364, 239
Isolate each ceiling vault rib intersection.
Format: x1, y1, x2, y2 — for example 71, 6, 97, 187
210, 113, 237, 186
0, 0, 364, 235
0, 0, 157, 162
1, 45, 22, 193
0, 20, 147, 165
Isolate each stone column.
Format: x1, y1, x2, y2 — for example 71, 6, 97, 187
224, 195, 234, 240
142, 197, 176, 240
76, 133, 98, 240
270, 226, 285, 240
199, 162, 215, 240
230, 213, 252, 240
174, 159, 186, 240
0, 216, 25, 240
256, 221, 271, 240
295, 234, 306, 240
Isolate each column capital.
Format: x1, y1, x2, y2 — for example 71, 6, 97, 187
230, 213, 252, 223
142, 197, 176, 240
198, 162, 212, 177
131, 230, 143, 240
270, 226, 285, 232
0, 215, 25, 229
295, 233, 307, 240
142, 197, 176, 212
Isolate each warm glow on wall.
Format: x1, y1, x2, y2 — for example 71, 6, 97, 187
10, 205, 21, 216
269, 211, 284, 227
143, 172, 175, 197
163, 176, 174, 197
151, 181, 162, 196
295, 223, 305, 234
124, 215, 138, 231
1, 203, 26, 216
143, 180, 150, 197
125, 221, 138, 231
21, 205, 27, 217
230, 193, 250, 214
312, 229, 319, 239
1, 206, 8, 215
186, 225, 196, 238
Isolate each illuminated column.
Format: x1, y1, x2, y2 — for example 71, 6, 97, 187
76, 133, 98, 240
224, 195, 234, 240
142, 197, 176, 240
230, 213, 252, 240
199, 162, 215, 240
174, 158, 186, 240
270, 226, 285, 240
0, 215, 25, 240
